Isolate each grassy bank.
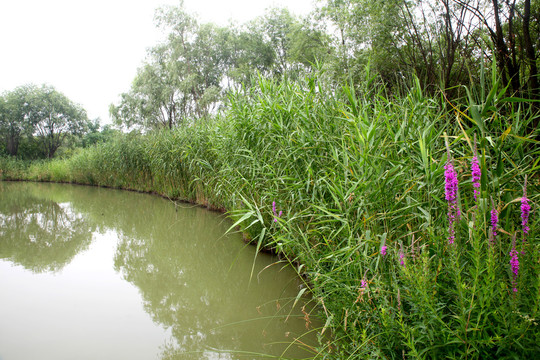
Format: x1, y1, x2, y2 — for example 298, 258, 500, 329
1, 72, 539, 358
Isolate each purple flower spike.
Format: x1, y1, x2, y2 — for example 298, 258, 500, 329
509, 235, 519, 293
445, 156, 459, 244
445, 161, 458, 203
521, 179, 531, 236
471, 155, 481, 202
380, 245, 387, 256
272, 201, 282, 223
490, 207, 498, 243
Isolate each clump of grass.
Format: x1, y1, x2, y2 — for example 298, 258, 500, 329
0, 156, 31, 180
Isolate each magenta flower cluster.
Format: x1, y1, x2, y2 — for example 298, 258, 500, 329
490, 207, 498, 243
399, 251, 405, 267
272, 201, 282, 223
509, 239, 519, 293
471, 155, 481, 202
521, 188, 531, 236
443, 139, 534, 294
444, 158, 459, 244
380, 245, 387, 256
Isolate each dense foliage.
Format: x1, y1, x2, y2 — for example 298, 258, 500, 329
109, 4, 329, 131
0, 84, 92, 159
105, 0, 540, 132
1, 0, 539, 358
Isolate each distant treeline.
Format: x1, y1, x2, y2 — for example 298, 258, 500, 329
2, 1, 538, 157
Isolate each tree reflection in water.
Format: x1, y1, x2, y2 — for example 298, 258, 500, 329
112, 205, 318, 359
0, 182, 94, 273
0, 182, 319, 359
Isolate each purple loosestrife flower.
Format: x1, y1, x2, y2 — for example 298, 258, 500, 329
490, 207, 498, 243
521, 178, 531, 236
490, 197, 498, 246
471, 155, 481, 202
445, 157, 459, 244
399, 246, 406, 267
509, 235, 519, 293
272, 201, 282, 223
356, 278, 368, 302
380, 245, 387, 256
445, 160, 458, 203
471, 136, 481, 203
521, 197, 531, 234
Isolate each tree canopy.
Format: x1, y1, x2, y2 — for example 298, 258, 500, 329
4, 1, 538, 137
0, 84, 90, 158
110, 3, 331, 131
108, 0, 538, 131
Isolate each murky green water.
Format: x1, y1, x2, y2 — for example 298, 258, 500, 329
0, 182, 319, 360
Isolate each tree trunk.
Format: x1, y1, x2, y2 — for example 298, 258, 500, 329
523, 0, 539, 99
506, 1, 520, 93
6, 134, 19, 156
522, 0, 539, 140
492, 0, 520, 93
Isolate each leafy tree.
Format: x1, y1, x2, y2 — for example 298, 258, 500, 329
317, 0, 539, 98
464, 0, 539, 98
250, 8, 330, 78
288, 16, 331, 69
253, 8, 296, 77
0, 85, 37, 156
110, 50, 186, 130
317, 0, 407, 84
111, 3, 333, 131
395, 0, 481, 94
0, 95, 6, 155
1, 84, 88, 158
30, 85, 89, 158
80, 122, 118, 148
226, 25, 275, 85
111, 3, 231, 130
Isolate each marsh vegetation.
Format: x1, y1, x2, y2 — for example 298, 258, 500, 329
1, 1, 539, 358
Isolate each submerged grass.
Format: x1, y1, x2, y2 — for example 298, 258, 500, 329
1, 70, 538, 358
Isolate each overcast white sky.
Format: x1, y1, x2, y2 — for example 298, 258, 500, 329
0, 0, 315, 124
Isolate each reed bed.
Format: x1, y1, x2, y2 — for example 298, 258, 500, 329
1, 71, 538, 359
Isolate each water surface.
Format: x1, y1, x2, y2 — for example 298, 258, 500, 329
0, 182, 319, 359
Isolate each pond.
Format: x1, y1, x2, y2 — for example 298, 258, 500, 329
0, 182, 319, 360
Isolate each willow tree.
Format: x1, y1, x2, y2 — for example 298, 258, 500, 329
1, 84, 87, 158
30, 85, 89, 158
111, 3, 231, 130
249, 8, 330, 79
0, 85, 35, 156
